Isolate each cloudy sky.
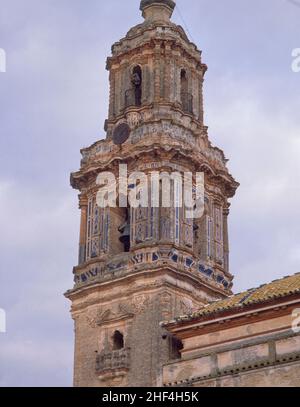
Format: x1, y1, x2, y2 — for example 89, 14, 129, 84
0, 0, 299, 387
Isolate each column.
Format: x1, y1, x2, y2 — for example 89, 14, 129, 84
108, 70, 116, 119
154, 42, 161, 103
223, 205, 230, 273
164, 43, 172, 102
78, 195, 88, 265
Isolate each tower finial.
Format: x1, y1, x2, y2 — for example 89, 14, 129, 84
140, 0, 176, 21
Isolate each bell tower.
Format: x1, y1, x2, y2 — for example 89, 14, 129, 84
66, 0, 239, 387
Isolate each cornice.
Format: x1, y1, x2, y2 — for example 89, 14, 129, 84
70, 141, 238, 198
65, 264, 228, 308
107, 24, 203, 70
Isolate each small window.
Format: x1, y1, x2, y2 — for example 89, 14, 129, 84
118, 207, 131, 253
170, 336, 183, 360
112, 330, 124, 350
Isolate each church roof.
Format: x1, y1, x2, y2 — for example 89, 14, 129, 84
163, 272, 300, 326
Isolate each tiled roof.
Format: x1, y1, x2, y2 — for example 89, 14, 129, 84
164, 273, 300, 326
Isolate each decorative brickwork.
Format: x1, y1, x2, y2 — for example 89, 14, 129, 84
65, 0, 239, 387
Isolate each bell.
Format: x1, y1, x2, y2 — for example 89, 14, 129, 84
193, 223, 199, 232
119, 222, 131, 252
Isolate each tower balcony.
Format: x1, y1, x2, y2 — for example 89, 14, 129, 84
181, 92, 193, 115
96, 348, 131, 374
71, 247, 233, 294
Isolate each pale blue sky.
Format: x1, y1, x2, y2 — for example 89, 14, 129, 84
0, 0, 300, 386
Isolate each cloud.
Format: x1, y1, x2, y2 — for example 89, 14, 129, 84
205, 78, 300, 291
0, 339, 73, 387
0, 0, 300, 387
0, 179, 77, 386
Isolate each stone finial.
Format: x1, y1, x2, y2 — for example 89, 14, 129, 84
140, 0, 176, 21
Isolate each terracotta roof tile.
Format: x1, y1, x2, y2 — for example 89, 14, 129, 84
164, 273, 300, 326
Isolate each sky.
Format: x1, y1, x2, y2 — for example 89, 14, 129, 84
0, 0, 299, 387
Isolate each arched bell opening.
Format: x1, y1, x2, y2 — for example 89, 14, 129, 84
125, 65, 142, 108
180, 69, 193, 114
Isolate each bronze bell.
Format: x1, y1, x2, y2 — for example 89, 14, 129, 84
119, 222, 130, 252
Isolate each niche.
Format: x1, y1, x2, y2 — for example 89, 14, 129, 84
112, 330, 124, 351
131, 65, 142, 106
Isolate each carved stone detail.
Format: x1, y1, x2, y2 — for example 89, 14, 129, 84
160, 292, 173, 320
179, 298, 193, 315
86, 303, 134, 328
132, 294, 149, 313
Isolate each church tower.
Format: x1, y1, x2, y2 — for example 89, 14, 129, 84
66, 0, 239, 387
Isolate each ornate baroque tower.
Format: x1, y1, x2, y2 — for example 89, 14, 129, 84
66, 0, 239, 387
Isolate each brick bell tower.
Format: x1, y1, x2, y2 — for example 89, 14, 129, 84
65, 0, 239, 387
